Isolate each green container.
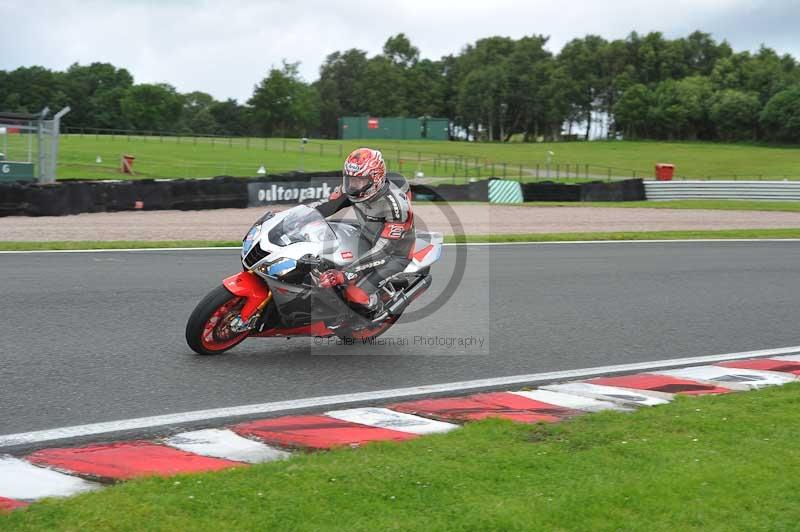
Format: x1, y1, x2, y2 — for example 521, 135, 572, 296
423, 118, 449, 140
0, 161, 36, 182
339, 116, 449, 140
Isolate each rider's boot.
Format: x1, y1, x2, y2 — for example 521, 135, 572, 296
342, 284, 385, 320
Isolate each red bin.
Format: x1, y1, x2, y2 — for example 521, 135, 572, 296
121, 154, 136, 174
655, 163, 674, 181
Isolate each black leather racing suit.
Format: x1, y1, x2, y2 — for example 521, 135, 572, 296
312, 180, 415, 309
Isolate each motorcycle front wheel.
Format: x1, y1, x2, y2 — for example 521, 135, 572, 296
186, 285, 250, 355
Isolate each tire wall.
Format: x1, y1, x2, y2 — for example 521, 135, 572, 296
0, 177, 645, 217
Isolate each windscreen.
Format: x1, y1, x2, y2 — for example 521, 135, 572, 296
269, 206, 336, 247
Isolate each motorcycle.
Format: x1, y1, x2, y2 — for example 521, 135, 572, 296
185, 203, 443, 355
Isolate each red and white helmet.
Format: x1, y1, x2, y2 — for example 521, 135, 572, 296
342, 147, 386, 202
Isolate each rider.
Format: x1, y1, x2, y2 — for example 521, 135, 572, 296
313, 147, 414, 316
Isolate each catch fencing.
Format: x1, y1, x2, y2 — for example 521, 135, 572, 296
645, 181, 800, 201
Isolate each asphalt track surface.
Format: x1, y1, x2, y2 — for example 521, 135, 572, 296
2, 241, 800, 436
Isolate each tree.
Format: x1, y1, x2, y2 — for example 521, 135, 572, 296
0, 66, 68, 114
709, 89, 760, 140
64, 62, 134, 128
90, 86, 132, 129
209, 99, 248, 136
404, 59, 446, 117
712, 47, 800, 106
673, 76, 713, 139
361, 56, 407, 116
120, 83, 184, 131
248, 62, 319, 136
457, 65, 507, 140
383, 34, 420, 68
557, 35, 608, 139
647, 77, 713, 140
187, 107, 219, 134
760, 86, 800, 142
178, 91, 217, 133
504, 36, 553, 140
613, 84, 653, 138
683, 31, 732, 76
314, 49, 369, 137
449, 36, 515, 136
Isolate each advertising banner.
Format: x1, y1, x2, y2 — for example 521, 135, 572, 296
247, 179, 341, 206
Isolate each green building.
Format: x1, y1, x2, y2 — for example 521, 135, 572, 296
338, 116, 449, 140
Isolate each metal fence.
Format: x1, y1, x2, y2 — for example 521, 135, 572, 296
1, 107, 70, 183
645, 180, 800, 201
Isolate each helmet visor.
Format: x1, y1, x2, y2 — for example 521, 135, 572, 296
343, 174, 372, 196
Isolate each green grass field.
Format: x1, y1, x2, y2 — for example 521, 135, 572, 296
4, 133, 799, 181
4, 384, 800, 531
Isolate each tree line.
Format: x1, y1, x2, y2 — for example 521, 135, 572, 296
2, 31, 800, 143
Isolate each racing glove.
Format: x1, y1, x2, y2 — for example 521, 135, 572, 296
319, 269, 345, 288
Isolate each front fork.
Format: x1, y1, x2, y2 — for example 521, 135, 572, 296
222, 271, 271, 332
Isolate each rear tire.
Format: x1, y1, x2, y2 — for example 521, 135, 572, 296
186, 285, 250, 355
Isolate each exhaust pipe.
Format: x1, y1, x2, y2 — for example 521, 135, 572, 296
387, 275, 432, 316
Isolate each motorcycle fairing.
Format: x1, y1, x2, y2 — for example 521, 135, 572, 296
222, 271, 270, 321
263, 275, 373, 331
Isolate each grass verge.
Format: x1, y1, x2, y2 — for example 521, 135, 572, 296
3, 229, 800, 251
4, 384, 800, 531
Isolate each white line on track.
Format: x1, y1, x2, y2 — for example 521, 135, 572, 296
1, 238, 799, 254
2, 344, 799, 449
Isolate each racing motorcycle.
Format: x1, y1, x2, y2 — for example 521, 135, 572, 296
185, 202, 443, 355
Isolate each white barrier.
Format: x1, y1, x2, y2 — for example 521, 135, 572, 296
645, 180, 800, 201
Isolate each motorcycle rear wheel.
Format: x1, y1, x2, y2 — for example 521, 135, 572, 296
186, 285, 250, 355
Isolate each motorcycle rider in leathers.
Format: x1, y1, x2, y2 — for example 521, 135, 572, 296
312, 147, 414, 316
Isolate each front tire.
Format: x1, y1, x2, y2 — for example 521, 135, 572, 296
186, 285, 250, 355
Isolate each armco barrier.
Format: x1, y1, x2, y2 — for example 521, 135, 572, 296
645, 180, 800, 201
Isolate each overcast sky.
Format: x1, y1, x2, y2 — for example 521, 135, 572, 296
1, 0, 798, 102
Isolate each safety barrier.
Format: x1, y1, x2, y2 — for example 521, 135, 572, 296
522, 182, 582, 202
410, 180, 489, 202
519, 179, 645, 202
0, 177, 646, 217
0, 173, 342, 217
488, 180, 524, 204
645, 180, 800, 201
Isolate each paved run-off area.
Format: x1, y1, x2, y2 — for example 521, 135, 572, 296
3, 204, 800, 241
